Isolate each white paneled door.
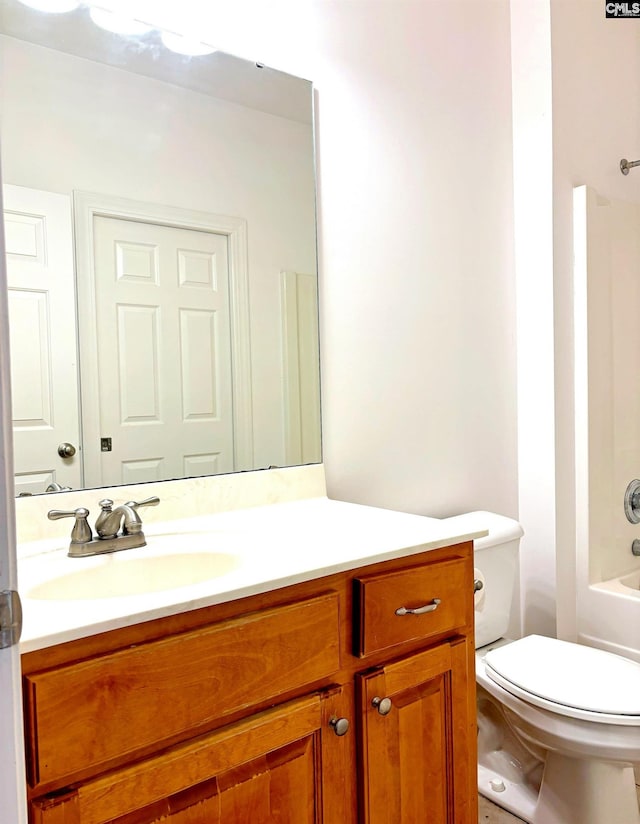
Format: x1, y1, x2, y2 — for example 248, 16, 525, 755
88, 215, 235, 486
4, 185, 82, 495
0, 188, 28, 822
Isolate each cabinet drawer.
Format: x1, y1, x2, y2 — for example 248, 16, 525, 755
31, 693, 326, 824
353, 557, 470, 656
24, 592, 340, 790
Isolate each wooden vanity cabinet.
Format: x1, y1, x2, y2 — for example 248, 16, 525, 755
22, 541, 477, 824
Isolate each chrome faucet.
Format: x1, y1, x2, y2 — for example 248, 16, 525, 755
95, 499, 143, 539
45, 482, 72, 493
48, 496, 160, 558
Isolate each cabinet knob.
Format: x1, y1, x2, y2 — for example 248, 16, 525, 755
328, 716, 350, 736
372, 696, 392, 716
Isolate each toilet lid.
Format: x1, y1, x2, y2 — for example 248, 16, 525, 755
484, 635, 640, 724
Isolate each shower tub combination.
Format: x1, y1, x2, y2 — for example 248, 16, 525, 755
581, 572, 640, 664
574, 185, 640, 664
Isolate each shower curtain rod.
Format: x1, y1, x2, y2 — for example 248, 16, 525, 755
620, 158, 640, 175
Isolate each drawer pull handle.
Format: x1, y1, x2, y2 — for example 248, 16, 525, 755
372, 696, 393, 716
395, 598, 441, 616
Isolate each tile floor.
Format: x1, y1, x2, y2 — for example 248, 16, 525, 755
478, 795, 525, 823
478, 783, 640, 823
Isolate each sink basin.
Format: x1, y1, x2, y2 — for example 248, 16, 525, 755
26, 551, 240, 600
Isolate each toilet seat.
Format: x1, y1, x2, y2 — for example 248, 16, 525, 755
484, 635, 640, 725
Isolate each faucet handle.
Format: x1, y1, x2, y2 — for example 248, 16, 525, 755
47, 507, 93, 544
124, 496, 160, 510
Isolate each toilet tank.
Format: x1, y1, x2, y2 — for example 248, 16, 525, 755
441, 511, 523, 649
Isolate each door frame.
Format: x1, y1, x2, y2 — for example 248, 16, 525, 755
0, 187, 28, 822
280, 269, 321, 466
73, 191, 254, 486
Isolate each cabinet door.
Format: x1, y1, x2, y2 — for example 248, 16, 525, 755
31, 691, 355, 824
357, 638, 476, 824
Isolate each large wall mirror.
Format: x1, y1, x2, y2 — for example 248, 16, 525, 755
0, 0, 321, 497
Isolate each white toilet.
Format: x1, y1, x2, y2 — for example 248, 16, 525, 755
448, 511, 640, 824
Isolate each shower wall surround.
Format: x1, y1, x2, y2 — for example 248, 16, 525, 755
574, 185, 640, 662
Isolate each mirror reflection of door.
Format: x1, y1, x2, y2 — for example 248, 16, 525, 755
88, 215, 235, 486
281, 270, 321, 466
3, 184, 82, 495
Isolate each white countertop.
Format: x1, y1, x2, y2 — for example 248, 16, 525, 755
18, 496, 486, 653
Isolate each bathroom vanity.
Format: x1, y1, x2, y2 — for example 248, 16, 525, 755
17, 476, 483, 824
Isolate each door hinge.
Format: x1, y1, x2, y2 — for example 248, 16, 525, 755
0, 590, 23, 649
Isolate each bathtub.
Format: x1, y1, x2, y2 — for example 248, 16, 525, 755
579, 571, 640, 664
597, 570, 640, 595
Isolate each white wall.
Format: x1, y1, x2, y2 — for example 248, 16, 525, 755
1, 36, 316, 471
236, 0, 519, 523
510, 0, 556, 639
313, 1, 519, 521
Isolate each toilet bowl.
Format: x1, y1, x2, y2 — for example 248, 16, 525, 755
443, 511, 640, 824
477, 636, 640, 824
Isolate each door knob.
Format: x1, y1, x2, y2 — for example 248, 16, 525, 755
57, 442, 77, 458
